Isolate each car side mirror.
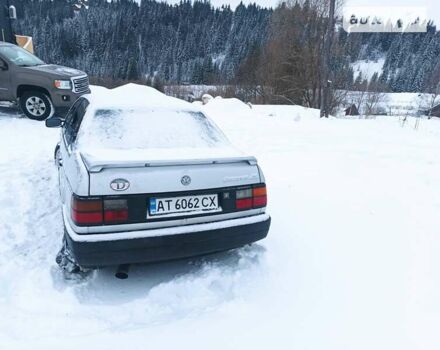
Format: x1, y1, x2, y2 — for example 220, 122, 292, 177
45, 116, 64, 128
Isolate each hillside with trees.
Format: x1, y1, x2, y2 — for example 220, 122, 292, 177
10, 0, 439, 104
11, 0, 271, 84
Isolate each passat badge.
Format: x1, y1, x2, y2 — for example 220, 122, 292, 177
181, 175, 191, 186
110, 178, 130, 191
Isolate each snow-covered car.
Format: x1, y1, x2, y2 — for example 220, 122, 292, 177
45, 84, 271, 275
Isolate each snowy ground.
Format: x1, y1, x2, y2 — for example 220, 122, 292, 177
1, 98, 440, 349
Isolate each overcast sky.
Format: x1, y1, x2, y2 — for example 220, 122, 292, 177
166, 0, 440, 26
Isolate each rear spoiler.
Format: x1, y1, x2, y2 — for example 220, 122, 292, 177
81, 154, 258, 173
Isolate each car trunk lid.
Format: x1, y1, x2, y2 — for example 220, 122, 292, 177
80, 148, 261, 196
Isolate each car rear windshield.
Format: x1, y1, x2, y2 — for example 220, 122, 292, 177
0, 46, 44, 66
78, 108, 229, 150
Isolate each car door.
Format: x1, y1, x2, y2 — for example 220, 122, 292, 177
59, 98, 89, 204
0, 57, 12, 100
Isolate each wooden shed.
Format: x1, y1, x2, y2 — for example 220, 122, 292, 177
345, 104, 360, 116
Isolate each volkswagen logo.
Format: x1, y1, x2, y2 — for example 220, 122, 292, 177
181, 175, 191, 186
110, 178, 130, 191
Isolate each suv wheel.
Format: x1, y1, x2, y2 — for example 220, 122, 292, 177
19, 91, 54, 121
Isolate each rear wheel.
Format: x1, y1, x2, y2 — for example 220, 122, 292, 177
19, 90, 54, 121
56, 236, 91, 279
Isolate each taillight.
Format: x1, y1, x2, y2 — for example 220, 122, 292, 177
252, 186, 267, 208
235, 185, 267, 210
236, 198, 253, 210
236, 189, 252, 199
104, 199, 128, 224
71, 196, 103, 226
71, 196, 129, 226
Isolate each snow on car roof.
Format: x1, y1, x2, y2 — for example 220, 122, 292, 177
86, 83, 199, 112
76, 84, 234, 154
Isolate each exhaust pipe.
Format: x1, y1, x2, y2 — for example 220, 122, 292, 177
115, 264, 130, 279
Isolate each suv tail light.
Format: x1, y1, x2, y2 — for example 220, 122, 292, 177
71, 196, 129, 226
235, 185, 267, 210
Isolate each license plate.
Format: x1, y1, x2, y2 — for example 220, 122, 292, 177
148, 194, 220, 218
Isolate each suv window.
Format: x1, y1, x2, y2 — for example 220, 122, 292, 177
64, 98, 89, 146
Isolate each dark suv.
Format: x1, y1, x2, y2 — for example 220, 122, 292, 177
0, 42, 90, 120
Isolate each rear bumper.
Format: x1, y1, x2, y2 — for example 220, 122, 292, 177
65, 214, 271, 267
